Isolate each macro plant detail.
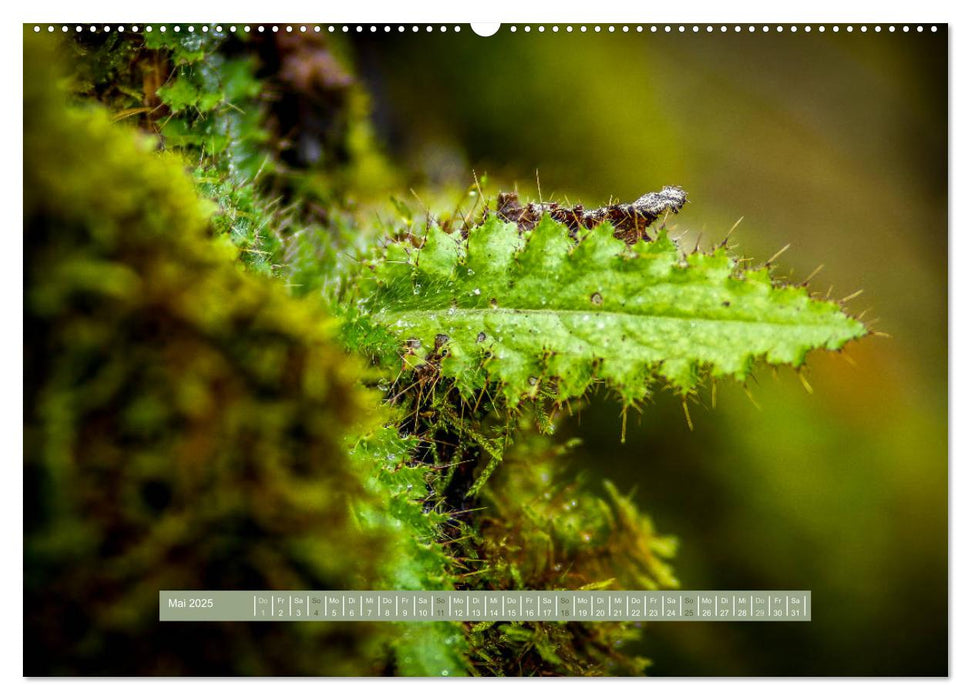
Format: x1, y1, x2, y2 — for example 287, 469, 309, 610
21, 26, 888, 678
346, 209, 867, 407
493, 187, 687, 242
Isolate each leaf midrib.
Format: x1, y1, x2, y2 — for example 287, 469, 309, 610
373, 305, 849, 329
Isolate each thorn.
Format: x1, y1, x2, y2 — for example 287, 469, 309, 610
409, 188, 429, 214
472, 169, 484, 201
450, 190, 472, 229
681, 399, 694, 431
840, 289, 864, 303
842, 354, 858, 367
871, 330, 892, 339
727, 216, 744, 238
620, 405, 628, 444
409, 188, 432, 228
711, 382, 717, 410
804, 264, 824, 284
797, 372, 814, 395
535, 169, 543, 202
765, 243, 791, 266
742, 385, 762, 410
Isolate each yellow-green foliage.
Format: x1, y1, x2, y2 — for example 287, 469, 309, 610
458, 435, 677, 675
24, 34, 387, 675
350, 425, 470, 676
478, 447, 677, 593
25, 27, 874, 679
67, 29, 397, 293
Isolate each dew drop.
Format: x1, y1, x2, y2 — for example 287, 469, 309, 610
473, 288, 481, 295
591, 292, 603, 305
476, 331, 487, 343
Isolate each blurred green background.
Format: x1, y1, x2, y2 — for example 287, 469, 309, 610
350, 27, 948, 675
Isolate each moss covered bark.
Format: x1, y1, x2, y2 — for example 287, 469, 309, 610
24, 33, 390, 675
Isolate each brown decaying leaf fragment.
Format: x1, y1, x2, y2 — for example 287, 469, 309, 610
491, 186, 688, 244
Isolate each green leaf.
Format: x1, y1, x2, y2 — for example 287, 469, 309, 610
142, 31, 215, 64
350, 214, 868, 405
156, 77, 199, 113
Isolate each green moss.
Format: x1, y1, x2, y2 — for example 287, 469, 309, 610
67, 29, 396, 295
460, 434, 677, 675
27, 26, 871, 678
24, 33, 389, 675
350, 425, 470, 676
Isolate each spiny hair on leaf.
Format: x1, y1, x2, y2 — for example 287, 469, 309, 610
344, 193, 868, 430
